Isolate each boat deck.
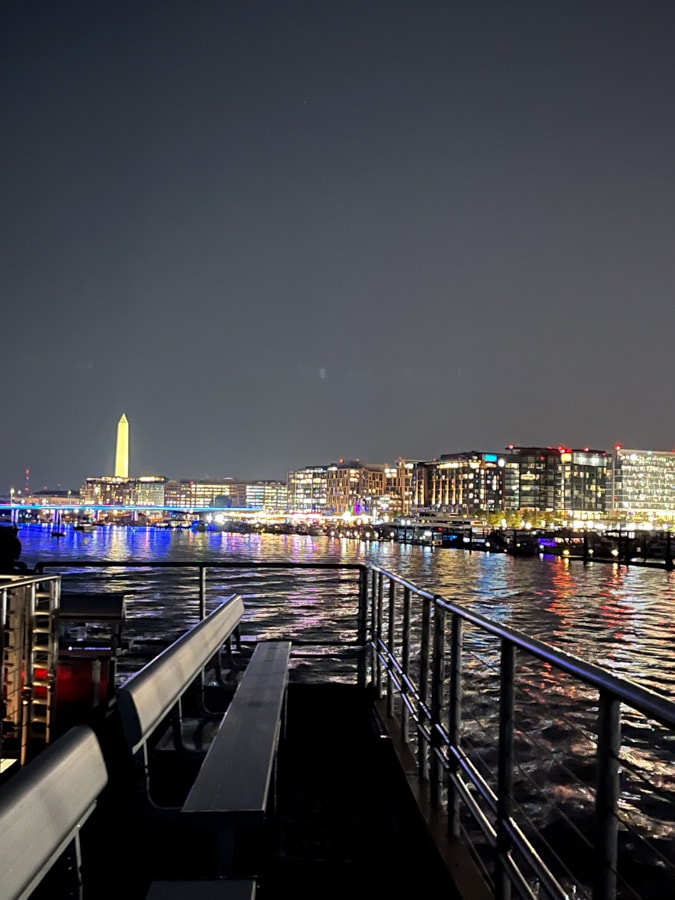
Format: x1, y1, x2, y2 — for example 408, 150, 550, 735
34, 683, 463, 900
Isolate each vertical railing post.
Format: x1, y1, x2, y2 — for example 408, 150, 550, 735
448, 612, 463, 837
0, 585, 6, 767
495, 638, 516, 900
594, 690, 620, 900
369, 568, 377, 685
387, 579, 396, 717
375, 572, 384, 699
401, 586, 411, 746
357, 566, 368, 689
430, 601, 446, 808
199, 565, 207, 620
419, 595, 431, 781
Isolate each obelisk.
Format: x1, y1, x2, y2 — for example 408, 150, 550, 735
115, 414, 129, 478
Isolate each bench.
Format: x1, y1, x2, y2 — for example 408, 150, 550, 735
0, 725, 107, 900
145, 878, 256, 899
116, 593, 245, 809
116, 593, 291, 876
181, 639, 292, 874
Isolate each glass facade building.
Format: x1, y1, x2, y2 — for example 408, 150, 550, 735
610, 448, 675, 520
286, 466, 328, 516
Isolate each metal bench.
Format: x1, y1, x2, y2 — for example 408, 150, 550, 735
0, 725, 107, 900
145, 878, 256, 899
116, 594, 290, 878
116, 593, 245, 808
182, 639, 292, 874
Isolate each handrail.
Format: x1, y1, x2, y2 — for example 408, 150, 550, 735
24, 557, 675, 898
35, 559, 367, 572
367, 564, 675, 900
369, 563, 675, 728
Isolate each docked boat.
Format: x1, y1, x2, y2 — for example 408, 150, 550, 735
2, 557, 675, 899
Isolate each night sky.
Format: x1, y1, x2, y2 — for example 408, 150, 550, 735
3, 1, 675, 491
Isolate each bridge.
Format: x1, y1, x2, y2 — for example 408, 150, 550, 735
0, 503, 270, 526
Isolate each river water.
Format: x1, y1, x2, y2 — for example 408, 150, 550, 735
17, 523, 675, 698
14, 523, 675, 897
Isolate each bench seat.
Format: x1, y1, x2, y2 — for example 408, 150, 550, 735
145, 878, 256, 899
0, 725, 107, 900
182, 640, 292, 872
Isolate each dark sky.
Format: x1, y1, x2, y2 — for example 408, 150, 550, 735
3, 1, 675, 490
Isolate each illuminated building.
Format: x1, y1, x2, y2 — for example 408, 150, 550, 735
610, 448, 675, 521
379, 460, 417, 519
506, 447, 562, 512
81, 476, 130, 506
134, 476, 167, 506
80, 476, 166, 507
430, 452, 507, 518
325, 461, 385, 517
505, 446, 608, 518
286, 466, 328, 515
410, 461, 434, 510
244, 481, 287, 512
161, 479, 285, 512
164, 480, 245, 508
114, 414, 129, 478
560, 448, 608, 517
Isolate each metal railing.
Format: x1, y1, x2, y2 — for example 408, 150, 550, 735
367, 564, 675, 900
1, 574, 61, 767
28, 558, 675, 899
33, 559, 370, 684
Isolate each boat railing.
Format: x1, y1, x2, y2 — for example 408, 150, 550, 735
27, 558, 675, 899
33, 559, 370, 685
367, 564, 675, 900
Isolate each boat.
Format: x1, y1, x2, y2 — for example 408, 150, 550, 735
2, 557, 675, 899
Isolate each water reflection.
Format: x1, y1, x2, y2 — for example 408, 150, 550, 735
17, 523, 675, 697
16, 524, 675, 896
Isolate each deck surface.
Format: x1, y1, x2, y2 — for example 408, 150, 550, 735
39, 683, 462, 899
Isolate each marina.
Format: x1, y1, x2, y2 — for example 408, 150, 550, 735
2, 527, 675, 898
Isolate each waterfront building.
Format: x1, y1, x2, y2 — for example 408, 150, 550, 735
506, 446, 562, 513
560, 448, 608, 518
504, 446, 608, 521
325, 461, 386, 517
163, 479, 245, 509
133, 476, 167, 507
286, 466, 328, 516
409, 461, 435, 511
393, 459, 419, 517
81, 476, 130, 506
80, 476, 167, 507
287, 459, 417, 520
377, 460, 417, 519
430, 451, 507, 518
609, 447, 675, 522
243, 481, 287, 513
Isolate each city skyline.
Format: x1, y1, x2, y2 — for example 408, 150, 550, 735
3, 3, 675, 488
3, 407, 672, 495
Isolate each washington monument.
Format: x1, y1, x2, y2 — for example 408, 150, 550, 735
114, 414, 129, 478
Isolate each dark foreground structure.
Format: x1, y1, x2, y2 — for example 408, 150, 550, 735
68, 683, 463, 900
2, 560, 675, 899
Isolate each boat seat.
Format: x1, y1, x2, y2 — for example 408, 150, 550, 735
145, 878, 256, 898
0, 725, 107, 900
181, 639, 292, 875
